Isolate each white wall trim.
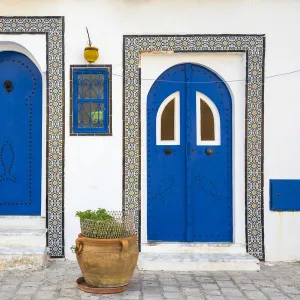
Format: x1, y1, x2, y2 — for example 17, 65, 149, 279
196, 91, 221, 146
156, 91, 180, 145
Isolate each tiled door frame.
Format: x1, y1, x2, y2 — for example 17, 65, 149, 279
123, 35, 265, 260
0, 17, 65, 257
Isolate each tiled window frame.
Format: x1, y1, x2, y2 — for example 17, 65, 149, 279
70, 65, 112, 136
123, 35, 266, 260
0, 17, 65, 257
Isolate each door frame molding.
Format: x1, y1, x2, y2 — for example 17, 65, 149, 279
123, 34, 265, 260
0, 17, 65, 258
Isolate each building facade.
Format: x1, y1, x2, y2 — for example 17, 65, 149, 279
0, 0, 299, 269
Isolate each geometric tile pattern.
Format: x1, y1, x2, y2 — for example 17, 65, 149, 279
123, 35, 265, 260
0, 17, 65, 257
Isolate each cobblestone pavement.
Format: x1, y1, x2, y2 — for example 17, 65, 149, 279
1, 261, 300, 300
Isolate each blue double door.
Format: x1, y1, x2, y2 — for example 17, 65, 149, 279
147, 63, 233, 242
0, 51, 42, 215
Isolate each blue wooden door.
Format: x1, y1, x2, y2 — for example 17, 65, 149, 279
0, 52, 42, 215
147, 63, 232, 242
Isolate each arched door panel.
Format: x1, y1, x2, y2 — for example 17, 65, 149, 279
0, 51, 42, 215
147, 63, 232, 242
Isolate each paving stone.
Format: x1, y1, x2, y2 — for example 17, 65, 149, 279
127, 283, 141, 291
176, 274, 193, 281
163, 292, 185, 299
0, 293, 13, 300
162, 285, 181, 292
253, 280, 276, 287
12, 296, 32, 300
268, 296, 291, 300
201, 283, 219, 290
178, 281, 199, 287
40, 285, 59, 291
22, 281, 43, 287
203, 290, 222, 296
237, 283, 258, 291
143, 295, 164, 300
224, 297, 247, 300
57, 298, 79, 300
142, 281, 160, 287
231, 277, 252, 284
182, 287, 201, 296
142, 286, 162, 294
94, 295, 119, 300
213, 273, 231, 281
205, 296, 225, 300
141, 274, 157, 281
34, 291, 56, 299
1, 284, 19, 292
121, 290, 141, 299
16, 286, 38, 295
195, 276, 215, 283
243, 290, 268, 299
221, 288, 243, 296
282, 285, 300, 294
159, 278, 177, 285
186, 296, 206, 300
59, 288, 79, 297
217, 280, 237, 287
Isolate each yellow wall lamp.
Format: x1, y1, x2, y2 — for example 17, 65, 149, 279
84, 27, 99, 63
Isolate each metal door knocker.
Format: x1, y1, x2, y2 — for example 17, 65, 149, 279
164, 148, 172, 155
205, 148, 214, 156
4, 80, 13, 93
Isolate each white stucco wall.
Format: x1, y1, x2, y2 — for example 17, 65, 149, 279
0, 0, 300, 261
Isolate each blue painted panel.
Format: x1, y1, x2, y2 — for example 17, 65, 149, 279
0, 52, 42, 215
147, 63, 233, 242
189, 64, 233, 242
270, 180, 300, 211
147, 64, 187, 241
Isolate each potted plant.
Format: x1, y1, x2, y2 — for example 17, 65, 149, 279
73, 209, 138, 294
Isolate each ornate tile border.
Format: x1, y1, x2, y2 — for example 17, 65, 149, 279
123, 35, 265, 260
0, 17, 65, 257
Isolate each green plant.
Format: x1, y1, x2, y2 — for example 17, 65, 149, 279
70, 245, 78, 253
75, 208, 114, 222
75, 209, 132, 239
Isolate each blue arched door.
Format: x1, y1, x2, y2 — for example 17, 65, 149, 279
0, 51, 42, 215
147, 63, 232, 242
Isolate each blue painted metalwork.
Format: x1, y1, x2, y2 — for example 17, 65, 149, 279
0, 51, 42, 215
73, 68, 109, 133
270, 180, 300, 211
147, 63, 233, 242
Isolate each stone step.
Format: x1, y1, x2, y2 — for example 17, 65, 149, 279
0, 229, 47, 247
138, 253, 260, 271
141, 243, 246, 254
0, 216, 46, 229
0, 247, 47, 270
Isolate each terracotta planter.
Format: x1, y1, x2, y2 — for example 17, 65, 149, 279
75, 233, 138, 289
84, 46, 99, 63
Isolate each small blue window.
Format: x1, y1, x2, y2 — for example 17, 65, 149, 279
72, 67, 111, 134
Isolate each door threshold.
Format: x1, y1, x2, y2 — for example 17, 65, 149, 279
141, 242, 246, 254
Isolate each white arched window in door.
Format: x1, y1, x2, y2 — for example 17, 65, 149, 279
156, 91, 180, 145
196, 91, 221, 145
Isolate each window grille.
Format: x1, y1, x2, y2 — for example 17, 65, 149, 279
71, 66, 112, 135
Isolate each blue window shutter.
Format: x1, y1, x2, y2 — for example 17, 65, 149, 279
72, 68, 110, 134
